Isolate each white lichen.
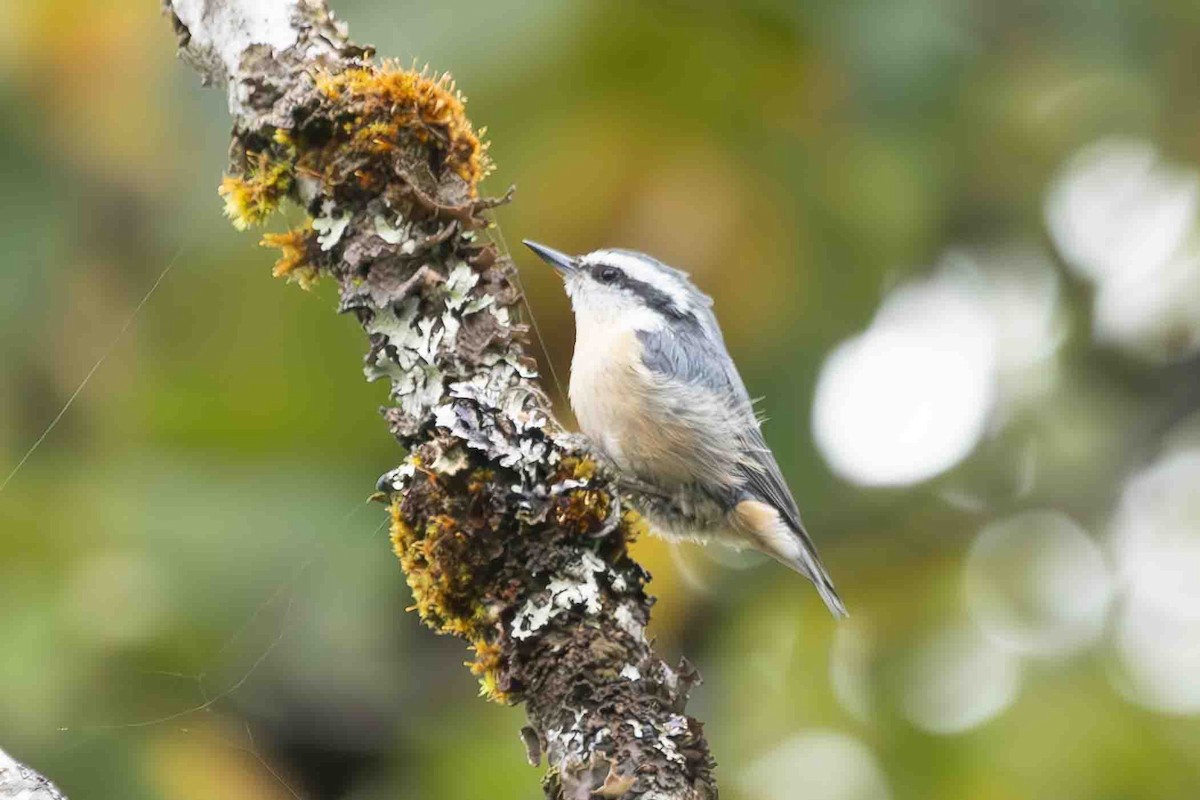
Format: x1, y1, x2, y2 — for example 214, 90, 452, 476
378, 460, 418, 491
393, 365, 445, 417
444, 264, 479, 311
433, 402, 458, 431
373, 212, 409, 244
657, 734, 687, 767
170, 0, 305, 115
364, 299, 459, 419
436, 377, 552, 484
545, 725, 586, 757
314, 209, 351, 251
463, 293, 494, 314
367, 299, 421, 357
490, 304, 511, 326
430, 445, 469, 475
511, 551, 607, 640
652, 715, 691, 767
663, 715, 689, 735
439, 310, 461, 343
614, 603, 646, 642
414, 317, 444, 363
620, 664, 641, 681
0, 746, 65, 800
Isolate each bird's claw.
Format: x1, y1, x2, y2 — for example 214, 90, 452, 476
617, 476, 672, 501
593, 492, 622, 538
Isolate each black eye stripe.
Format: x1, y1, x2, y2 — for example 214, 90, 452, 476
583, 250, 715, 319
591, 265, 692, 321
592, 265, 621, 283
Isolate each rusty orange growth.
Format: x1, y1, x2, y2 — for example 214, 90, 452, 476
260, 223, 317, 290
314, 62, 492, 195
389, 495, 508, 703
218, 62, 492, 290
218, 153, 293, 230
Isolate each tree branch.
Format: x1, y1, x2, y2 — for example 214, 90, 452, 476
161, 2, 718, 797
0, 748, 66, 800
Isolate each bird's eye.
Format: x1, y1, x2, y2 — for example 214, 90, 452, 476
597, 266, 619, 283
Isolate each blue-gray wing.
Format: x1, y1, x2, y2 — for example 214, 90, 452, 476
636, 317, 751, 397
635, 320, 801, 527
637, 320, 847, 616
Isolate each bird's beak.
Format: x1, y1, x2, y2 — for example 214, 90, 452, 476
523, 240, 578, 275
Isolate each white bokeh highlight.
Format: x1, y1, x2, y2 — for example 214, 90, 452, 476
812, 266, 996, 486
1111, 450, 1200, 622
898, 625, 1022, 735
1111, 597, 1200, 715
957, 247, 1066, 409
1045, 137, 1200, 362
740, 730, 892, 800
813, 246, 1065, 487
1108, 449, 1200, 715
964, 510, 1113, 656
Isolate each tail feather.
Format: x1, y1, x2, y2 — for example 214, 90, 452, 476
782, 538, 849, 619
732, 499, 848, 618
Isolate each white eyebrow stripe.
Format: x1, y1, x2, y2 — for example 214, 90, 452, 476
582, 249, 694, 311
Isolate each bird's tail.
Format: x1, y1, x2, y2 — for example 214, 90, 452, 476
732, 500, 848, 618
777, 537, 849, 619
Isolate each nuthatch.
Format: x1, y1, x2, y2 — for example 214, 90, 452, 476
524, 241, 847, 618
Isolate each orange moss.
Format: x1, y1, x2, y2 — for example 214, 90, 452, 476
468, 638, 508, 703
218, 152, 292, 229
314, 62, 491, 193
260, 222, 318, 289
555, 456, 597, 483
389, 499, 511, 704
554, 487, 613, 534
389, 501, 490, 637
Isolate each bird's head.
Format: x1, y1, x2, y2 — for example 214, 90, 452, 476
523, 241, 712, 329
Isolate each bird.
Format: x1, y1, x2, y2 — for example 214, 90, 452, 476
523, 241, 847, 618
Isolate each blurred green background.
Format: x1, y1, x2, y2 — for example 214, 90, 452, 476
4, 1, 1200, 798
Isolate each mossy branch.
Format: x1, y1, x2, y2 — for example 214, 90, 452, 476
162, 1, 718, 797
0, 747, 67, 799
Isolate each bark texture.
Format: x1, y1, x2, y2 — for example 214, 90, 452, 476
0, 748, 66, 800
162, 2, 718, 797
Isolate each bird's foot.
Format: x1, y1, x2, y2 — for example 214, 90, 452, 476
617, 476, 673, 501
593, 492, 623, 538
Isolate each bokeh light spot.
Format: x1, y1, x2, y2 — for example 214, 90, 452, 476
1107, 449, 1200, 715
1111, 596, 1200, 716
1112, 450, 1200, 621
740, 730, 891, 800
813, 267, 996, 486
964, 510, 1113, 656
1045, 137, 1200, 362
898, 625, 1022, 735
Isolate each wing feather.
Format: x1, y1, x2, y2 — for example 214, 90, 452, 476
637, 318, 847, 616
